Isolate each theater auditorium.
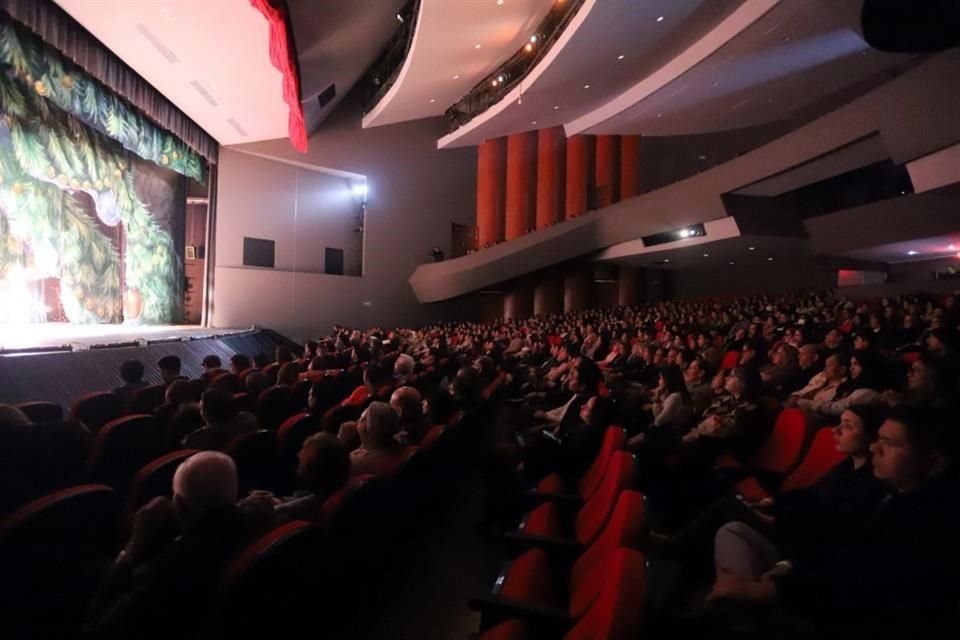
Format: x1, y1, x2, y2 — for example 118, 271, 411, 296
1, 0, 959, 638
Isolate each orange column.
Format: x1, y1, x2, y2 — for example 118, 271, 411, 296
505, 131, 537, 240
536, 127, 565, 230
594, 135, 619, 207
565, 135, 591, 219
476, 138, 506, 247
620, 134, 641, 199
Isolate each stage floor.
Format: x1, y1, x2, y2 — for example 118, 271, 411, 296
0, 323, 251, 352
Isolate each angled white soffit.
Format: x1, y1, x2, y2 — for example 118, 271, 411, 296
55, 0, 288, 145
566, 0, 778, 136
362, 0, 554, 129
436, 0, 746, 149
596, 217, 742, 262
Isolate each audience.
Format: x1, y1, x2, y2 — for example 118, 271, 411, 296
113, 359, 148, 408
349, 401, 412, 478
184, 389, 257, 451
157, 355, 185, 386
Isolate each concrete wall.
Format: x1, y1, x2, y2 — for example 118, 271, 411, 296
211, 91, 478, 338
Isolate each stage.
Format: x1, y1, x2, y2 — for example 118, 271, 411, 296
0, 323, 253, 353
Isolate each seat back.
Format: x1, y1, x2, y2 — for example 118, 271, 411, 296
86, 415, 165, 492
15, 401, 63, 424
70, 391, 121, 432
233, 392, 253, 413
122, 450, 198, 532
751, 408, 809, 474
214, 520, 326, 637
569, 491, 647, 619
276, 412, 321, 493
574, 452, 635, 546
721, 350, 741, 371
780, 427, 846, 493
564, 548, 646, 640
0, 485, 119, 638
128, 384, 167, 414
576, 427, 626, 499
16, 419, 94, 505
498, 547, 553, 606
211, 372, 242, 393
225, 430, 279, 494
256, 385, 295, 431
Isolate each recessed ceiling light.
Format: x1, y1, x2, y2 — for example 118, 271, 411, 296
703, 253, 710, 257
729, 261, 735, 265
656, 113, 663, 118
949, 244, 956, 250
524, 43, 534, 52
530, 35, 538, 43
396, 13, 404, 23
748, 246, 756, 251
698, 154, 707, 160
429, 98, 435, 103
497, 0, 504, 5
583, 84, 590, 89
553, 105, 560, 110
656, 16, 664, 22
475, 43, 482, 49
663, 259, 670, 263
767, 257, 774, 261
531, 120, 537, 125
907, 250, 919, 256
617, 54, 625, 60
783, 36, 791, 42
453, 74, 460, 80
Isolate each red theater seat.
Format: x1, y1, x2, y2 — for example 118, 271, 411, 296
225, 430, 279, 494
256, 385, 295, 430
128, 383, 167, 414
533, 427, 626, 499
733, 408, 811, 499
70, 391, 122, 432
779, 427, 846, 493
721, 350, 741, 371
122, 449, 198, 533
510, 451, 635, 551
15, 400, 64, 424
86, 414, 165, 492
0, 485, 119, 638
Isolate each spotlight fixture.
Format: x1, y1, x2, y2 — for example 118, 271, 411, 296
351, 182, 368, 202
491, 79, 498, 87
678, 229, 690, 238
524, 43, 534, 52
907, 250, 919, 256
656, 16, 664, 22
530, 34, 539, 43
617, 54, 625, 60
396, 13, 404, 23
498, 74, 506, 83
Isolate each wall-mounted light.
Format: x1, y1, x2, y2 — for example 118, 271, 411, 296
351, 181, 368, 203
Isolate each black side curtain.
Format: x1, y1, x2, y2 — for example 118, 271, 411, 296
0, 0, 218, 163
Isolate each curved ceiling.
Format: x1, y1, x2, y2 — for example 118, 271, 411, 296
572, 0, 916, 136
437, 0, 750, 148
55, 0, 288, 146
362, 0, 555, 129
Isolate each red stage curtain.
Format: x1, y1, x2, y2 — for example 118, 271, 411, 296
249, 0, 308, 153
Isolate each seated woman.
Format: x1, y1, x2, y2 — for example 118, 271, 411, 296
760, 343, 802, 400
349, 401, 412, 478
627, 363, 695, 448
273, 433, 351, 523
803, 351, 887, 420
680, 366, 766, 457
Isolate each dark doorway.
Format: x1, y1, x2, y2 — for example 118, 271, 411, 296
325, 247, 345, 275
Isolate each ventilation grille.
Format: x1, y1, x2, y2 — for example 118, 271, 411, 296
135, 24, 179, 63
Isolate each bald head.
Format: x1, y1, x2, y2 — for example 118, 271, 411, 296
173, 451, 238, 514
390, 386, 422, 422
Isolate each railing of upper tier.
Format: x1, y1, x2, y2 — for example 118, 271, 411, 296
443, 0, 587, 133
361, 0, 421, 116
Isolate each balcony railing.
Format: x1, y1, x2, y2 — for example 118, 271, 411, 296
444, 0, 587, 133
361, 0, 421, 116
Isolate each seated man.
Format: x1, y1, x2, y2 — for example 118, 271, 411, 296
270, 433, 351, 524
707, 407, 960, 637
83, 452, 256, 640
200, 355, 226, 381
184, 389, 257, 451
390, 386, 430, 446
157, 355, 186, 387
349, 401, 412, 478
113, 359, 148, 409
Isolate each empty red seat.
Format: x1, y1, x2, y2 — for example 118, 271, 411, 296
476, 491, 646, 627
213, 520, 326, 637
225, 430, 279, 494
779, 426, 847, 493
0, 485, 119, 639
15, 400, 63, 424
511, 451, 635, 549
733, 408, 810, 499
86, 414, 165, 492
122, 449, 198, 532
479, 547, 647, 640
534, 427, 626, 498
70, 391, 121, 432
721, 350, 741, 371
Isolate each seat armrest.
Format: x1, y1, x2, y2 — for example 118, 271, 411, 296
520, 489, 582, 507
469, 594, 570, 635
503, 531, 582, 557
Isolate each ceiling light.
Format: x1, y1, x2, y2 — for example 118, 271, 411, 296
783, 36, 791, 42
663, 259, 670, 263
396, 13, 404, 23
429, 98, 435, 103
453, 74, 460, 80
748, 246, 756, 251
491, 79, 498, 87
656, 16, 664, 22
656, 113, 663, 118
524, 43, 534, 52
678, 229, 690, 238
498, 74, 506, 82
583, 84, 590, 89
553, 105, 560, 110
949, 244, 956, 251
729, 261, 735, 265
703, 253, 710, 257
698, 154, 707, 160
617, 54, 625, 60
530, 34, 539, 43
475, 43, 482, 49
767, 257, 774, 261
531, 120, 537, 125
907, 250, 919, 256
497, 0, 504, 5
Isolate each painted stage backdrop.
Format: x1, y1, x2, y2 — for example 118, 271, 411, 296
0, 19, 202, 325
